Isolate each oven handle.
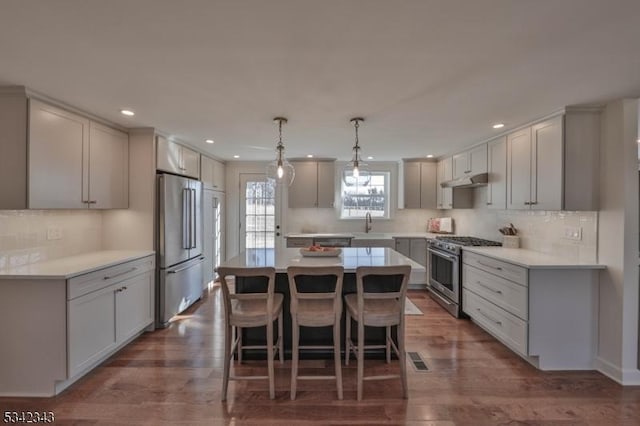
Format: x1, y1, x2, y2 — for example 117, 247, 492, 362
428, 247, 459, 263
429, 288, 454, 306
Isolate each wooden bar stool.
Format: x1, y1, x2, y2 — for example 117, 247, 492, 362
217, 267, 284, 401
287, 266, 344, 400
344, 265, 411, 401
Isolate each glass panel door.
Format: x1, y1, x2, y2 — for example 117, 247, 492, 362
240, 174, 276, 250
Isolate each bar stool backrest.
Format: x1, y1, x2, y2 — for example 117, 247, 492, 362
217, 266, 277, 325
287, 266, 345, 325
355, 265, 411, 323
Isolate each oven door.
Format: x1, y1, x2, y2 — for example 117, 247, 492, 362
428, 247, 460, 303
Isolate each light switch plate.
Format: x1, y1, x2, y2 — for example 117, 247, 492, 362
47, 227, 62, 240
563, 226, 582, 241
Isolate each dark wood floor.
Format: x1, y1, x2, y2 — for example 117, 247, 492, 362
2, 286, 640, 425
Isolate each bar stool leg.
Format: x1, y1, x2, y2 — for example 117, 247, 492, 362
278, 310, 284, 364
333, 320, 343, 400
398, 323, 408, 399
386, 325, 391, 364
291, 319, 299, 400
357, 320, 364, 401
345, 310, 351, 366
237, 327, 243, 364
222, 323, 232, 401
267, 319, 275, 399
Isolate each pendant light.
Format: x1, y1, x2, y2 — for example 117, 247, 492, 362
266, 117, 295, 186
343, 117, 370, 186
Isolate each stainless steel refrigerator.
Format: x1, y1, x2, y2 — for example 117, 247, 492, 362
156, 173, 204, 328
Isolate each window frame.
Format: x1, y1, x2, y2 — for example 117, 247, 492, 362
339, 169, 391, 220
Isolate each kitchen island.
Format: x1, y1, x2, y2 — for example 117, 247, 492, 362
219, 247, 425, 359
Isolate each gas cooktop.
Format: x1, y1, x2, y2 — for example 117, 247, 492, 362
434, 236, 502, 247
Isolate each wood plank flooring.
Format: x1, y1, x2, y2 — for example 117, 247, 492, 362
2, 286, 640, 425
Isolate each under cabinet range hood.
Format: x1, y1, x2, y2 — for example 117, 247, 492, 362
440, 172, 489, 188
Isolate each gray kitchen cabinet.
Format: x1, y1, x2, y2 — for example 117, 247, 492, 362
395, 237, 426, 266
402, 160, 437, 209
436, 156, 472, 209
286, 237, 314, 248
201, 155, 226, 191
452, 144, 487, 179
202, 189, 225, 289
0, 91, 129, 210
486, 136, 507, 209
506, 110, 599, 211
288, 159, 335, 208
157, 136, 201, 179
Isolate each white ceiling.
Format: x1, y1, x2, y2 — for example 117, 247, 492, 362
0, 0, 639, 161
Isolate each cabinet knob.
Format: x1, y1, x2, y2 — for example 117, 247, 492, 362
524, 202, 531, 205
530, 201, 538, 205
486, 202, 492, 205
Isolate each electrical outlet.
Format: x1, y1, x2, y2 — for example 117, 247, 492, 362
47, 227, 62, 240
563, 226, 582, 241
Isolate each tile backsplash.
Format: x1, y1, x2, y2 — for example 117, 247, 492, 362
448, 187, 598, 263
0, 210, 103, 269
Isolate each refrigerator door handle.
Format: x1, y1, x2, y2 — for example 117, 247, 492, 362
191, 188, 197, 249
182, 188, 190, 249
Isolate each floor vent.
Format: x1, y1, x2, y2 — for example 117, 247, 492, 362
408, 352, 429, 372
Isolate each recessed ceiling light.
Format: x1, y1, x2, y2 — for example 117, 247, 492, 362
637, 138, 640, 143
233, 155, 240, 159
367, 156, 373, 160
307, 154, 314, 158
426, 154, 434, 158
120, 109, 135, 116
492, 123, 505, 129
205, 139, 214, 144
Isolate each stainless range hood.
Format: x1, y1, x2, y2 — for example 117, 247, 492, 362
440, 172, 488, 188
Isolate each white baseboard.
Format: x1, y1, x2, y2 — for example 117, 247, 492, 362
595, 356, 640, 385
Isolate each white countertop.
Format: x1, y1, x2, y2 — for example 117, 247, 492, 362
462, 247, 606, 270
286, 232, 443, 240
0, 250, 155, 280
219, 247, 426, 273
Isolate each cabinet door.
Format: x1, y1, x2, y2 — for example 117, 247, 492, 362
68, 284, 117, 378
288, 161, 318, 208
317, 161, 335, 208
88, 122, 129, 209
156, 136, 182, 175
469, 144, 488, 175
531, 116, 563, 211
506, 128, 532, 210
419, 162, 437, 209
29, 99, 88, 209
212, 159, 226, 191
436, 158, 453, 209
202, 190, 215, 288
395, 238, 410, 257
115, 271, 154, 343
181, 146, 201, 179
403, 161, 421, 209
200, 155, 215, 189
452, 152, 469, 179
487, 137, 507, 209
409, 238, 427, 266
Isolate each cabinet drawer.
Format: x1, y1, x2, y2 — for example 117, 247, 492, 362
463, 251, 527, 286
463, 289, 528, 356
286, 238, 313, 248
68, 255, 155, 300
463, 265, 528, 320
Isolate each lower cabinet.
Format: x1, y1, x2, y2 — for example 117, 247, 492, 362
394, 237, 427, 267
462, 250, 599, 370
68, 257, 154, 378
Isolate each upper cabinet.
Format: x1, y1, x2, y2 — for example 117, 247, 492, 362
401, 160, 437, 209
486, 136, 507, 210
452, 144, 487, 179
156, 136, 200, 179
288, 160, 335, 208
436, 157, 453, 209
0, 89, 129, 210
201, 155, 226, 191
506, 110, 600, 211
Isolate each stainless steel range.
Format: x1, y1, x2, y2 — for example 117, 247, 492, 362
427, 236, 501, 318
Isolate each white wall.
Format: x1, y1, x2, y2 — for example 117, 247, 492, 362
447, 186, 598, 263
595, 98, 640, 384
0, 210, 103, 268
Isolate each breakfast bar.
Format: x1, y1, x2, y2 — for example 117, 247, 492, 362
218, 247, 425, 359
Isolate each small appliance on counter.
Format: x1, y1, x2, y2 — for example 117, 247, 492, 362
427, 236, 501, 318
427, 217, 453, 234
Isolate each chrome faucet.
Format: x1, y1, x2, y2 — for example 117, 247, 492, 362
365, 212, 372, 233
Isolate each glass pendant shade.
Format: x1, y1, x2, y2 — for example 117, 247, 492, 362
342, 117, 371, 186
266, 117, 295, 186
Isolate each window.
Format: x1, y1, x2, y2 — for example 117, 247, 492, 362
340, 171, 390, 219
